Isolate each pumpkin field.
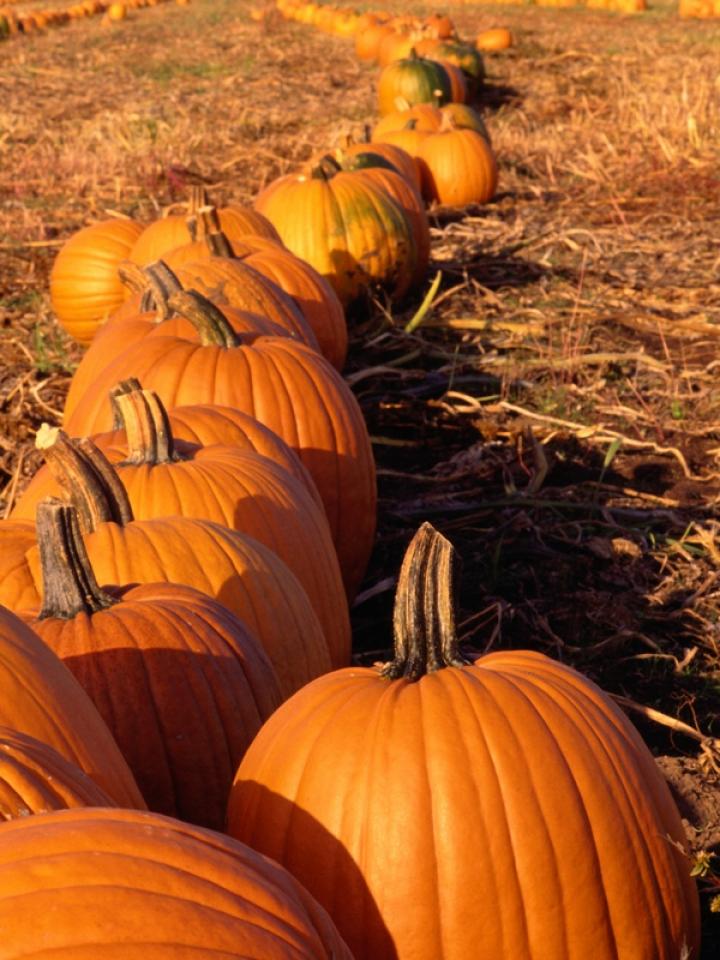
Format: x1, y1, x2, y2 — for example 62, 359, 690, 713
0, 0, 719, 956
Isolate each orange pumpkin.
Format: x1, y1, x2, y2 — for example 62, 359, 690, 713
28, 499, 281, 829
63, 278, 303, 418
60, 306, 376, 601
0, 604, 144, 808
0, 727, 114, 819
0, 807, 354, 958
20, 399, 351, 663
255, 164, 417, 307
476, 27, 513, 51
228, 524, 701, 960
50, 218, 144, 345
1, 434, 331, 702
419, 122, 499, 206
129, 192, 280, 266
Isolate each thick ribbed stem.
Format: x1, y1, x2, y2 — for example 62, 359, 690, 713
35, 425, 133, 533
381, 522, 469, 681
37, 500, 114, 620
206, 230, 235, 258
109, 379, 143, 430
188, 184, 210, 214
113, 388, 178, 465
166, 290, 239, 348
116, 260, 183, 320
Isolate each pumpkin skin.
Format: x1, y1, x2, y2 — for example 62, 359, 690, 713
0, 727, 114, 819
29, 501, 281, 830
1, 432, 331, 701
61, 330, 376, 601
168, 257, 318, 346
16, 415, 350, 670
355, 20, 393, 61
0, 807, 354, 959
476, 27, 513, 52
344, 136, 422, 194
232, 243, 348, 371
0, 604, 144, 809
255, 167, 417, 307
419, 126, 499, 206
128, 204, 280, 265
63, 293, 299, 421
228, 525, 701, 960
378, 53, 452, 116
373, 101, 490, 141
337, 163, 430, 287
50, 218, 144, 345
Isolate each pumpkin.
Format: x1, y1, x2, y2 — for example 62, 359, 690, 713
216, 239, 348, 371
476, 27, 513, 51
128, 189, 280, 266
355, 20, 393, 61
255, 164, 417, 307
63, 276, 305, 419
422, 12, 455, 38
50, 218, 144, 345
0, 603, 144, 808
157, 256, 317, 346
0, 727, 114, 819
61, 306, 377, 601
433, 59, 468, 104
419, 120, 499, 206
227, 523, 701, 960
20, 400, 351, 665
418, 40, 485, 94
373, 100, 491, 141
157, 212, 347, 370
0, 807, 354, 958
342, 129, 423, 194
320, 153, 430, 288
27, 499, 281, 829
377, 52, 452, 116
1, 432, 333, 700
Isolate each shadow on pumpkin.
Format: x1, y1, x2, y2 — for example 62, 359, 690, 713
62, 645, 271, 833
227, 781, 398, 960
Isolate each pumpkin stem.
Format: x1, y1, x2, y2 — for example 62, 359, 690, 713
37, 499, 115, 620
188, 184, 210, 214
116, 260, 183, 320
109, 378, 143, 430
319, 154, 343, 178
167, 289, 239, 348
113, 387, 179, 465
381, 522, 469, 681
206, 230, 235, 258
35, 425, 133, 533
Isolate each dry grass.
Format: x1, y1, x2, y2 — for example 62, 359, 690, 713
2, 0, 720, 946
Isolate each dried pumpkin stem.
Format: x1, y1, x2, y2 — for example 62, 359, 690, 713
109, 378, 143, 430
167, 289, 239, 348
206, 230, 235, 258
116, 260, 182, 320
381, 522, 469, 680
37, 499, 114, 620
114, 388, 178, 465
35, 425, 133, 533
188, 184, 210, 214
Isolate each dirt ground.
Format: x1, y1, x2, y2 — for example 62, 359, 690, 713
1, 0, 720, 950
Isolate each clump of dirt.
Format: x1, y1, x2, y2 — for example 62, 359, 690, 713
658, 755, 720, 858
